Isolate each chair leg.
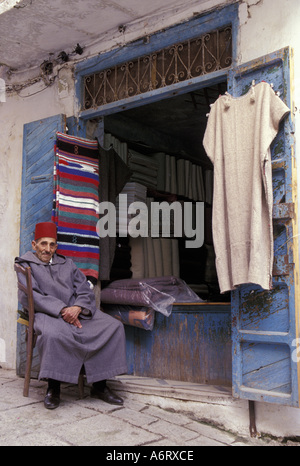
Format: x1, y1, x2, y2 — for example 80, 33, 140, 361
23, 328, 33, 397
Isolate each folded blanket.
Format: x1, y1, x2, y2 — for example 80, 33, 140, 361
128, 150, 158, 189
101, 276, 203, 316
52, 132, 100, 281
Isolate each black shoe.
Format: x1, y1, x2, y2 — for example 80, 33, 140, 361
44, 388, 60, 409
91, 385, 123, 405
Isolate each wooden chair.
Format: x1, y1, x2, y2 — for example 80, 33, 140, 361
14, 263, 36, 397
14, 263, 85, 398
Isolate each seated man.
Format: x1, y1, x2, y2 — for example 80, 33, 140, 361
15, 221, 127, 409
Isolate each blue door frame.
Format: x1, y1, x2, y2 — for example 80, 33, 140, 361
228, 47, 300, 407
70, 3, 299, 407
75, 3, 239, 121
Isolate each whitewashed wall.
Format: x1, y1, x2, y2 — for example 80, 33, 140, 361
0, 68, 75, 369
238, 0, 300, 232
0, 0, 229, 371
1, 0, 300, 437
236, 0, 300, 438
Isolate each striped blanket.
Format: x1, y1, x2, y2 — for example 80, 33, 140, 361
52, 132, 100, 282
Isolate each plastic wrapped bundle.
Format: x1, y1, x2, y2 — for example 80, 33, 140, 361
101, 276, 204, 317
102, 305, 155, 331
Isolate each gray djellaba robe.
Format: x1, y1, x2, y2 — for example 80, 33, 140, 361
15, 251, 128, 384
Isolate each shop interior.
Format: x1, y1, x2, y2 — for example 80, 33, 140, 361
102, 81, 230, 304
96, 81, 232, 386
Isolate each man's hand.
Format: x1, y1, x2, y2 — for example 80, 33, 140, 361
61, 306, 82, 328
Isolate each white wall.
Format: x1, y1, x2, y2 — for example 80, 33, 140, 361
1, 0, 300, 437
237, 0, 300, 438
238, 0, 300, 256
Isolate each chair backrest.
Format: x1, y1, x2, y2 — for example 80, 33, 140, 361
14, 263, 35, 324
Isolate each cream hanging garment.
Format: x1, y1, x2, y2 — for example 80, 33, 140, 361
203, 82, 290, 293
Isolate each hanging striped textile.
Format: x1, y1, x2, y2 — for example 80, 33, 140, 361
52, 131, 100, 282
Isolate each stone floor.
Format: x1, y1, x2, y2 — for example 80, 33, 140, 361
1, 368, 297, 447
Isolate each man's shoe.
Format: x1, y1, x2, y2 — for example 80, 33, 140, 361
91, 385, 123, 405
44, 388, 60, 409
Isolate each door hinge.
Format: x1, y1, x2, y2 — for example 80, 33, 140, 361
273, 255, 290, 276
273, 203, 295, 220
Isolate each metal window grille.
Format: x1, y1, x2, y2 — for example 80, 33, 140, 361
83, 25, 232, 110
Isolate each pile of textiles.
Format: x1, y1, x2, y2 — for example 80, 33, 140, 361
101, 276, 204, 318
97, 144, 132, 281
151, 152, 206, 200
128, 150, 158, 188
128, 149, 206, 201
52, 131, 100, 283
103, 133, 128, 164
176, 158, 205, 200
102, 304, 155, 331
130, 237, 180, 279
102, 134, 211, 204
116, 182, 147, 235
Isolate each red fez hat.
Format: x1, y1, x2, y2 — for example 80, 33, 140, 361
35, 222, 57, 240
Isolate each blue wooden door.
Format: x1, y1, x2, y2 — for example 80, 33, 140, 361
17, 114, 66, 377
20, 114, 66, 255
229, 48, 300, 407
18, 115, 88, 376
19, 114, 87, 254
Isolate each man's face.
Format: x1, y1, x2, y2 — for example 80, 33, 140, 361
32, 237, 57, 263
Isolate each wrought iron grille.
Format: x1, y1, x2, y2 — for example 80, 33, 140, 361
83, 25, 232, 110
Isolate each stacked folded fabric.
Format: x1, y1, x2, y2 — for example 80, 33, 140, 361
128, 150, 158, 188
101, 276, 203, 317
165, 154, 177, 194
101, 277, 175, 317
118, 182, 147, 204
104, 133, 128, 164
176, 159, 205, 200
130, 237, 180, 279
103, 135, 207, 202
151, 152, 206, 201
116, 182, 147, 235
151, 152, 165, 191
52, 131, 100, 282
